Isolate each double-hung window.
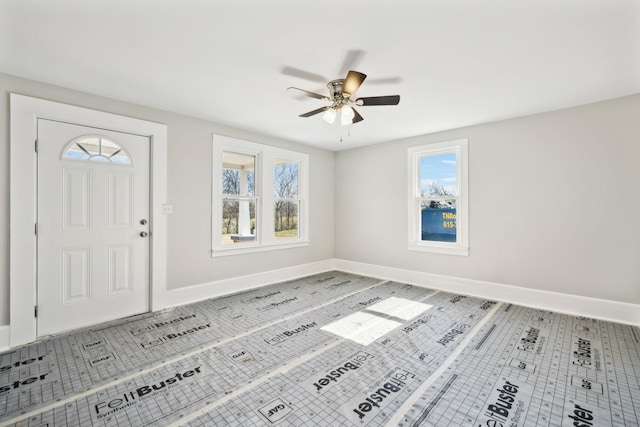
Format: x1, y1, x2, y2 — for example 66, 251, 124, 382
408, 139, 468, 256
212, 135, 308, 256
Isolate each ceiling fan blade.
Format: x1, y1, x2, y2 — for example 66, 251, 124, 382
299, 106, 330, 117
366, 76, 403, 85
355, 95, 400, 106
281, 66, 327, 83
351, 107, 364, 124
338, 50, 366, 76
341, 70, 367, 96
287, 87, 329, 101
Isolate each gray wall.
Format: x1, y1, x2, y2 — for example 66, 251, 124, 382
0, 73, 336, 326
2, 71, 638, 329
336, 94, 640, 304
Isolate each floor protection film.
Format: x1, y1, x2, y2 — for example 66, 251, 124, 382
1, 272, 638, 427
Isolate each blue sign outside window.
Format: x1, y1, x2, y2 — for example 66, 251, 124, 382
421, 207, 456, 242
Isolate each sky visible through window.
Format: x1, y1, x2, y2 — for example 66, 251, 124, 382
420, 153, 457, 196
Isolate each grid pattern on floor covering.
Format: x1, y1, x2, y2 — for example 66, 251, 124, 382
0, 272, 380, 421
395, 304, 640, 427
1, 271, 638, 427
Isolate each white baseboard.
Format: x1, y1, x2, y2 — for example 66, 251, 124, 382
0, 325, 9, 352
165, 258, 640, 326
165, 259, 337, 308
2, 258, 635, 352
334, 259, 640, 326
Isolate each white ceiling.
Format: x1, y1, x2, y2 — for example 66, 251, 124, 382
1, 0, 639, 151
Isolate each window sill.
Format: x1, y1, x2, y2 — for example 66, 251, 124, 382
211, 240, 310, 257
408, 242, 468, 256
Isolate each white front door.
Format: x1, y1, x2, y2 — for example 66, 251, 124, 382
37, 119, 150, 336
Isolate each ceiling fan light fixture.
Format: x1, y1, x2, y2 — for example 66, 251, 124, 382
322, 107, 337, 124
341, 105, 355, 126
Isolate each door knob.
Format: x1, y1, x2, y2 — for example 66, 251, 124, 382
140, 231, 148, 237
140, 219, 148, 225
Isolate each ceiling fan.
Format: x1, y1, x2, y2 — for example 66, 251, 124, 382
287, 70, 400, 126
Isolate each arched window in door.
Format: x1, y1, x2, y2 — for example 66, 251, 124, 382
62, 135, 132, 165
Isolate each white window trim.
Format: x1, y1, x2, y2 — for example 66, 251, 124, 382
407, 138, 469, 256
212, 134, 309, 257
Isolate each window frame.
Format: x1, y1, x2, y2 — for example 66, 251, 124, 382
407, 138, 469, 256
212, 134, 309, 256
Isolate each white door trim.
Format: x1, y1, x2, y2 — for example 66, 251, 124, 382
10, 94, 168, 348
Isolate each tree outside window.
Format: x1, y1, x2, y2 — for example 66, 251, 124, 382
274, 160, 299, 239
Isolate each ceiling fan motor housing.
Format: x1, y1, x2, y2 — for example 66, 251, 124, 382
328, 79, 347, 101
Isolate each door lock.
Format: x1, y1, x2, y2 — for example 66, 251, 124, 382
140, 219, 148, 225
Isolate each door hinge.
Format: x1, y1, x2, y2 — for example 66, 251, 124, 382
35, 139, 38, 152
34, 305, 38, 318
35, 223, 38, 235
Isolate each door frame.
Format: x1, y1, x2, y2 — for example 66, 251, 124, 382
10, 94, 168, 348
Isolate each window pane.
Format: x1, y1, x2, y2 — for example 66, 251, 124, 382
420, 153, 457, 197
274, 160, 298, 198
77, 137, 101, 156
421, 199, 457, 243
274, 201, 298, 239
100, 137, 119, 150
222, 152, 255, 196
110, 151, 132, 165
64, 146, 91, 160
221, 199, 256, 244
90, 156, 110, 163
